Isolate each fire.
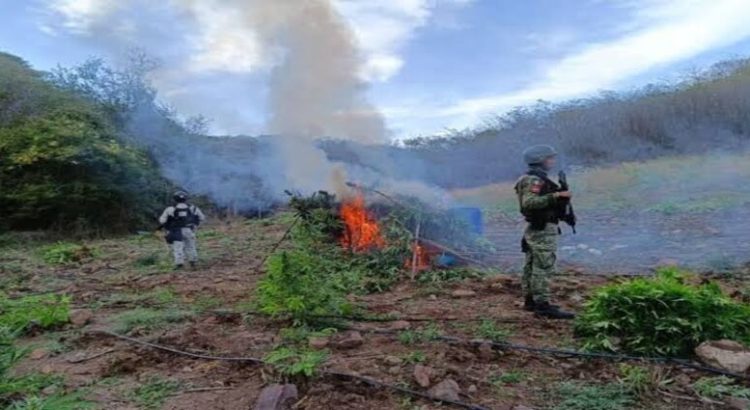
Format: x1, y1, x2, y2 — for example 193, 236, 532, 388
409, 242, 431, 272
340, 194, 385, 252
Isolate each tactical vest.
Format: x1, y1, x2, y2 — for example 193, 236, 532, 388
166, 205, 197, 230
520, 170, 560, 230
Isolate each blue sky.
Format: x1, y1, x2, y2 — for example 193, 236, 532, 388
4, 0, 750, 140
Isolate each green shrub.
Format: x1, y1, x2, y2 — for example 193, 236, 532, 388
0, 293, 70, 332
257, 250, 354, 324
553, 382, 634, 410
574, 268, 750, 356
693, 376, 750, 400
476, 319, 512, 343
265, 346, 328, 378
41, 242, 93, 265
126, 376, 181, 410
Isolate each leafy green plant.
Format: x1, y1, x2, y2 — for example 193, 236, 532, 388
417, 268, 488, 284
41, 242, 94, 265
265, 346, 328, 378
490, 370, 524, 385
126, 376, 181, 410
476, 319, 512, 343
693, 376, 750, 400
257, 250, 354, 324
0, 293, 70, 332
397, 323, 442, 345
112, 308, 193, 333
617, 364, 671, 396
6, 393, 92, 410
575, 267, 750, 356
401, 351, 426, 364
553, 382, 634, 410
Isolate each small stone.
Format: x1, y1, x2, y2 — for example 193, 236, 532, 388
41, 385, 57, 395
308, 337, 329, 350
391, 320, 411, 330
384, 356, 403, 366
335, 331, 363, 349
413, 364, 433, 388
477, 342, 494, 361
40, 365, 54, 375
728, 397, 750, 410
254, 384, 298, 410
427, 378, 460, 402
429, 294, 437, 301
468, 384, 477, 394
29, 348, 47, 360
388, 366, 401, 375
69, 309, 93, 327
450, 289, 476, 298
695, 340, 750, 374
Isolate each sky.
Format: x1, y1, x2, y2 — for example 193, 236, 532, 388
4, 0, 750, 140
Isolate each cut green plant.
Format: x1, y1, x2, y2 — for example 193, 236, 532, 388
265, 346, 328, 378
575, 267, 750, 356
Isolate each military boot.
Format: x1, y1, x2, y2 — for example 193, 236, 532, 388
524, 296, 559, 312
534, 302, 575, 320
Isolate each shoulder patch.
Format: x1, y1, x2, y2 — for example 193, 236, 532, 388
530, 180, 543, 194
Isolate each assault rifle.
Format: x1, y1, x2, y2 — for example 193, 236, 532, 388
557, 170, 577, 233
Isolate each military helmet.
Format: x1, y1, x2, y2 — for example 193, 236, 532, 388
523, 144, 558, 165
173, 190, 189, 203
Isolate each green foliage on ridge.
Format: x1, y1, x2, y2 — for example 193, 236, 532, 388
0, 52, 170, 234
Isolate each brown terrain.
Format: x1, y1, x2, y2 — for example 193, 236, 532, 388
4, 214, 749, 410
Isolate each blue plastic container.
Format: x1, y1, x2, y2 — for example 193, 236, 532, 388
449, 207, 483, 235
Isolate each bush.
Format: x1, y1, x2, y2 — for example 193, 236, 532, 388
265, 346, 328, 378
553, 382, 634, 410
575, 268, 750, 356
256, 250, 355, 324
0, 293, 70, 332
41, 242, 93, 265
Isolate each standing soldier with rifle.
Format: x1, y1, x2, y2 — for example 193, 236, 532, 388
159, 191, 206, 269
514, 145, 576, 319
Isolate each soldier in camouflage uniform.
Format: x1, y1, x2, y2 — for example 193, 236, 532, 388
515, 145, 575, 319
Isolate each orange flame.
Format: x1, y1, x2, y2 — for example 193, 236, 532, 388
408, 243, 431, 271
340, 194, 385, 252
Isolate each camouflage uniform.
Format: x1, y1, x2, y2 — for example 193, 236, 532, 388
515, 171, 559, 304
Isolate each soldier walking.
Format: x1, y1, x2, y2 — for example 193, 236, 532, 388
159, 191, 206, 269
514, 145, 575, 319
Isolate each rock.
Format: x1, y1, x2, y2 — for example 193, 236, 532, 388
427, 378, 460, 402
429, 294, 438, 301
308, 337, 329, 350
69, 309, 93, 327
413, 364, 433, 388
695, 340, 750, 374
41, 385, 58, 395
388, 366, 401, 375
477, 342, 495, 361
254, 384, 298, 410
29, 348, 47, 360
335, 331, 363, 349
728, 397, 750, 410
391, 320, 411, 330
384, 356, 403, 366
450, 289, 476, 298
468, 384, 477, 394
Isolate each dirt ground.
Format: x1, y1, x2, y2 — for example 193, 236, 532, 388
4, 214, 749, 410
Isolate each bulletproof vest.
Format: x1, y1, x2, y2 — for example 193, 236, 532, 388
167, 204, 197, 229
520, 169, 560, 229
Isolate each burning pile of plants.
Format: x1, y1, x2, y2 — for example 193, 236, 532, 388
256, 188, 492, 323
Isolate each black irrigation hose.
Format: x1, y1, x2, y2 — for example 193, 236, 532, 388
93, 330, 490, 410
351, 327, 750, 382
